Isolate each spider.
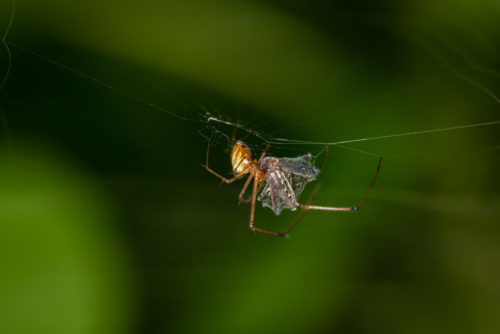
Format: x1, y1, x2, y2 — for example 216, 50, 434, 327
205, 138, 382, 237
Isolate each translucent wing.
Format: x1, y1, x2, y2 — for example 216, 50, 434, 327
277, 154, 319, 178
258, 154, 320, 215
278, 154, 319, 198
258, 170, 298, 215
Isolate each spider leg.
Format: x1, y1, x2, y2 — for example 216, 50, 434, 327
258, 141, 271, 160
318, 145, 329, 171
205, 139, 241, 183
238, 174, 254, 203
249, 175, 282, 236
239, 179, 264, 203
300, 156, 383, 212
279, 183, 322, 236
242, 140, 270, 203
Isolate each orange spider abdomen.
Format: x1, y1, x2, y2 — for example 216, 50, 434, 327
231, 141, 253, 176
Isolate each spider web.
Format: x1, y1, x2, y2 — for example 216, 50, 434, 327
2, 0, 500, 169
3, 5, 500, 334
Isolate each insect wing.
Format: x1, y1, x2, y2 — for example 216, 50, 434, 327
276, 154, 319, 179
277, 154, 319, 199
258, 170, 299, 215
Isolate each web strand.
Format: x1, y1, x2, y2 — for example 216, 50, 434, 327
5, 40, 500, 154
267, 120, 500, 146
8, 41, 190, 121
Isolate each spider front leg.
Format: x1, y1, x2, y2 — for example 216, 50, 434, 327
240, 142, 270, 203
205, 139, 241, 183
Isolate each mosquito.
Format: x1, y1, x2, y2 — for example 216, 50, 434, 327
205, 138, 382, 237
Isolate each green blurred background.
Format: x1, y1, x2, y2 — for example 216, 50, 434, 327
1, 1, 499, 333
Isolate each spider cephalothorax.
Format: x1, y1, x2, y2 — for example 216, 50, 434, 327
206, 139, 382, 237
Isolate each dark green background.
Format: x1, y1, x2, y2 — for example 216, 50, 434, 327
1, 1, 499, 333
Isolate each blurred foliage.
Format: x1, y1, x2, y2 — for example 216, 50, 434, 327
0, 146, 134, 334
0, 1, 499, 334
